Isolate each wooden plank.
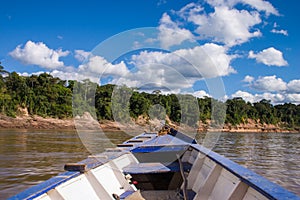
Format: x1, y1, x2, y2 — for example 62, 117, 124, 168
117, 144, 134, 147
209, 168, 248, 200
242, 187, 269, 200
46, 189, 64, 200
186, 153, 205, 189
126, 140, 144, 143
123, 163, 171, 174
85, 170, 112, 200
123, 162, 191, 174
194, 163, 222, 200
64, 163, 86, 173
228, 181, 249, 200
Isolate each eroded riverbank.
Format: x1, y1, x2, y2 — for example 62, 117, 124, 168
0, 114, 299, 133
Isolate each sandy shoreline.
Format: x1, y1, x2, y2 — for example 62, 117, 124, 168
0, 114, 298, 133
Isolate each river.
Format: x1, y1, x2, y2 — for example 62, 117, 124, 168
0, 130, 299, 199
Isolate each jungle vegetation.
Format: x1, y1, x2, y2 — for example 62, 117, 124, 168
0, 67, 299, 129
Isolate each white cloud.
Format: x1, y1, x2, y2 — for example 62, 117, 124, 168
158, 13, 194, 49
177, 3, 204, 20
271, 29, 288, 36
243, 75, 254, 83
236, 76, 300, 104
28, 55, 131, 84
205, 0, 239, 7
74, 50, 91, 62
231, 90, 256, 102
193, 90, 211, 98
13, 43, 235, 93
184, 5, 262, 46
175, 43, 236, 77
110, 44, 236, 93
231, 90, 298, 104
287, 80, 300, 93
241, 0, 279, 16
131, 44, 235, 80
251, 75, 287, 92
18, 71, 45, 77
50, 69, 100, 83
248, 47, 288, 66
10, 41, 69, 69
78, 55, 130, 78
205, 0, 279, 16
259, 92, 285, 103
286, 94, 300, 104
174, 1, 281, 47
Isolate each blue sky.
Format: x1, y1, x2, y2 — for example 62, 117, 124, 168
0, 0, 299, 104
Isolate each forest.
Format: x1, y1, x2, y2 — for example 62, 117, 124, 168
0, 65, 299, 129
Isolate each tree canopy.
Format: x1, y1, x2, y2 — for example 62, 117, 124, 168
0, 68, 299, 129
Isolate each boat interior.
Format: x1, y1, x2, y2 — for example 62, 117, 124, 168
11, 129, 299, 200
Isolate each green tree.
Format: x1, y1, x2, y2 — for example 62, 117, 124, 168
254, 99, 278, 124
226, 97, 249, 125
129, 92, 151, 118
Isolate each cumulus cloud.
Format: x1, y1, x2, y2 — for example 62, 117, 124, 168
158, 13, 194, 49
173, 0, 282, 47
177, 2, 204, 20
18, 71, 45, 77
10, 41, 69, 69
14, 43, 235, 93
243, 75, 254, 83
241, 0, 279, 16
50, 69, 100, 83
231, 90, 256, 103
175, 43, 236, 77
20, 54, 131, 84
74, 50, 91, 62
231, 90, 299, 104
205, 0, 279, 16
78, 55, 130, 78
247, 76, 300, 93
103, 44, 236, 93
235, 76, 300, 104
248, 47, 288, 66
180, 5, 262, 46
130, 44, 235, 80
193, 90, 211, 98
251, 75, 287, 92
285, 94, 300, 104
287, 80, 300, 93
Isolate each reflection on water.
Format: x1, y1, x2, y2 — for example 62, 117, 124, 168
211, 132, 300, 196
0, 130, 299, 198
0, 130, 131, 199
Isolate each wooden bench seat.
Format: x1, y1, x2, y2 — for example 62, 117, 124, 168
123, 162, 192, 174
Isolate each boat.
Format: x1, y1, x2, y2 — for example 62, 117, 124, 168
10, 126, 300, 200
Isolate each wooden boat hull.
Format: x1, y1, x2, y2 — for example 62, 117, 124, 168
9, 129, 300, 200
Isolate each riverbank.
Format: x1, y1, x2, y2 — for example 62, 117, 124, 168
0, 114, 298, 133
0, 114, 121, 132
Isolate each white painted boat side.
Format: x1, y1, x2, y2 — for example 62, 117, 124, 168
32, 148, 273, 200
10, 131, 299, 200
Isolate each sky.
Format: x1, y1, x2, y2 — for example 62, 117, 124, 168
0, 0, 300, 104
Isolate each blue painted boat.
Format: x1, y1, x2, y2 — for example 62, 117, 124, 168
9, 127, 300, 200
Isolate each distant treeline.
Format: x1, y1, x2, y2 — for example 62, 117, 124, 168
0, 67, 299, 128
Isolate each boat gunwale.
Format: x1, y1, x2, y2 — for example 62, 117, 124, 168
8, 171, 80, 200
9, 130, 300, 200
191, 143, 300, 200
8, 134, 153, 200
